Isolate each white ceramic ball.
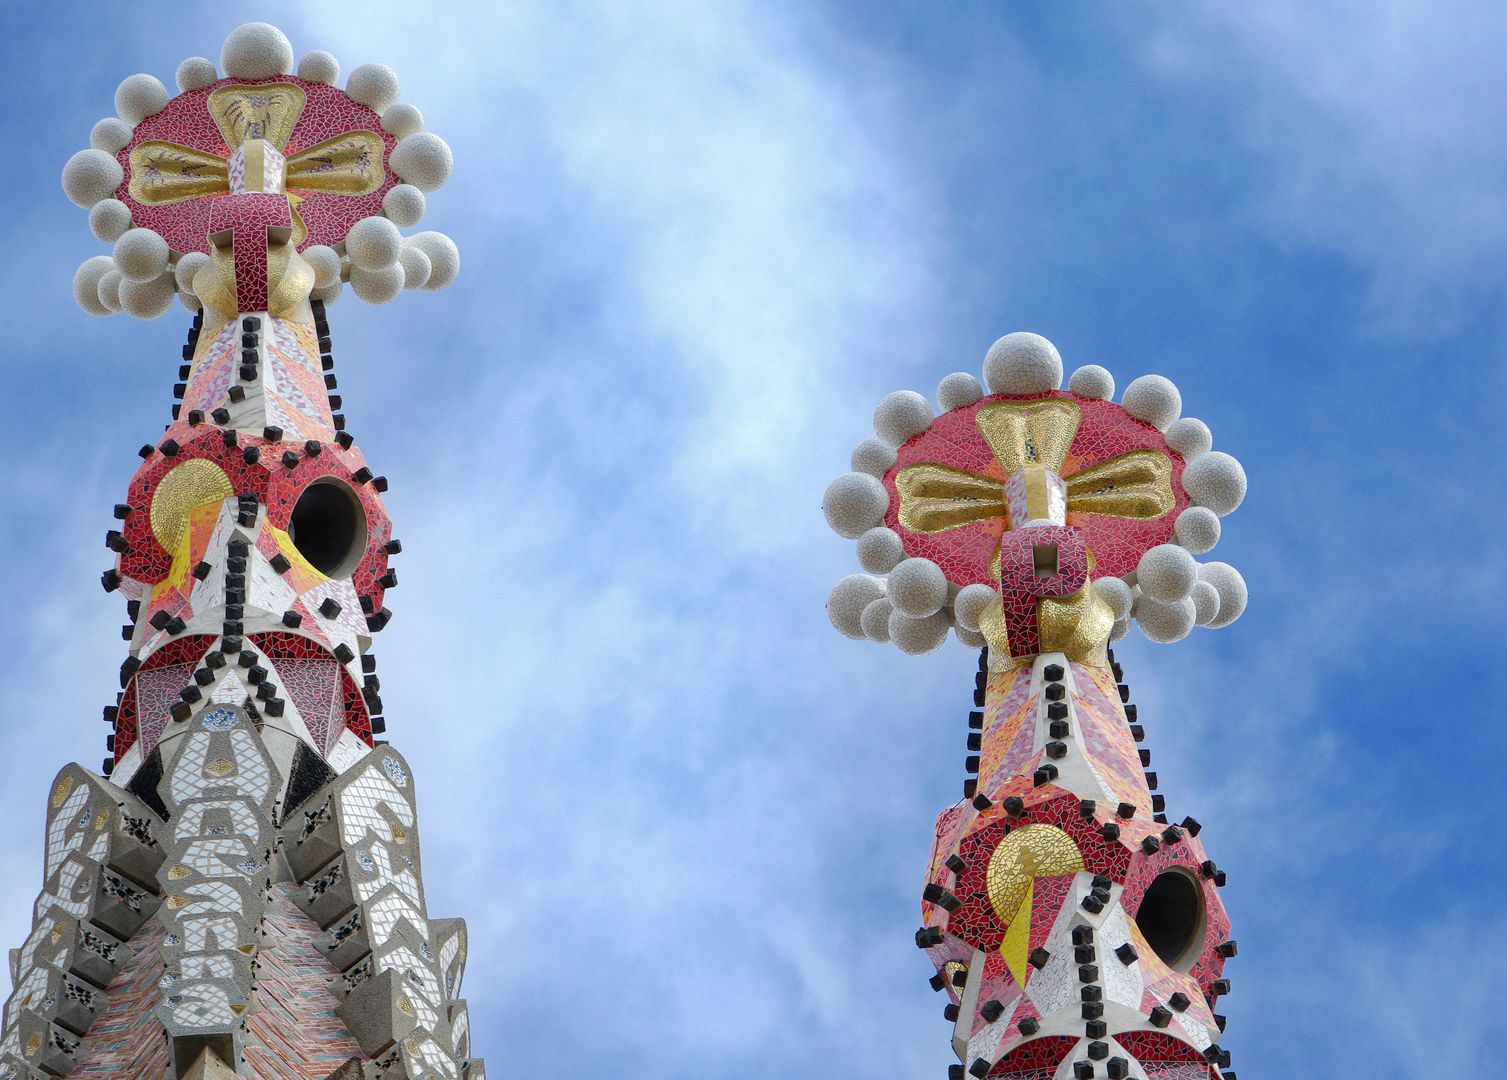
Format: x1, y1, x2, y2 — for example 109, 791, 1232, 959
983, 331, 1062, 394
119, 271, 176, 319
349, 263, 405, 304
62, 149, 124, 208
114, 74, 169, 125
1068, 363, 1114, 400
175, 56, 218, 92
953, 582, 997, 632
382, 183, 426, 227
1198, 562, 1248, 628
1137, 544, 1197, 602
97, 269, 124, 312
408, 231, 459, 290
346, 63, 401, 113
1173, 506, 1221, 554
90, 118, 132, 154
177, 290, 202, 313
397, 246, 431, 289
382, 102, 424, 138
861, 597, 893, 642
1191, 580, 1221, 627
312, 280, 344, 306
955, 625, 986, 649
873, 390, 933, 447
850, 437, 896, 478
822, 472, 889, 540
936, 372, 983, 411
1136, 595, 1195, 643
828, 574, 884, 639
1109, 617, 1130, 643
1165, 417, 1212, 459
856, 527, 906, 573
297, 50, 340, 84
345, 216, 402, 271
1091, 576, 1134, 621
1183, 451, 1247, 516
389, 131, 453, 192
301, 245, 342, 288
72, 256, 116, 317
221, 22, 294, 80
173, 251, 209, 294
88, 199, 133, 242
889, 610, 951, 655
113, 227, 169, 282
887, 557, 949, 618
1121, 375, 1182, 430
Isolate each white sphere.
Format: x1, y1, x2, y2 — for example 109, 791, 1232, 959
828, 575, 884, 639
861, 597, 894, 642
1091, 576, 1133, 621
88, 198, 133, 242
1109, 617, 1130, 643
297, 50, 340, 84
89, 117, 132, 153
119, 272, 176, 319
983, 332, 1062, 394
175, 56, 218, 92
1121, 375, 1182, 430
1137, 544, 1197, 602
173, 251, 209, 294
1183, 451, 1247, 516
822, 472, 889, 540
346, 63, 402, 112
349, 263, 405, 304
1068, 363, 1114, 400
889, 610, 951, 655
177, 290, 202, 313
1190, 580, 1221, 627
97, 269, 124, 312
221, 22, 294, 80
113, 227, 169, 282
1136, 595, 1195, 644
953, 582, 997, 632
382, 183, 426, 227
1198, 562, 1248, 628
114, 73, 169, 124
955, 625, 986, 649
389, 132, 453, 192
887, 557, 948, 618
345, 215, 402, 270
850, 437, 896, 478
408, 231, 459, 290
301, 244, 342, 288
382, 102, 424, 138
1173, 506, 1221, 554
62, 149, 124, 208
398, 245, 432, 289
1165, 417, 1212, 459
313, 280, 344, 306
72, 256, 116, 317
856, 527, 906, 573
873, 390, 933, 447
936, 372, 983, 411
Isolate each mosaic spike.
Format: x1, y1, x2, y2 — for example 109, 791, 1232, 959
825, 333, 1248, 1078
6, 22, 482, 1079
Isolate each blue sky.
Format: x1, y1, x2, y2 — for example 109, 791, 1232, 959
0, 2, 1502, 1076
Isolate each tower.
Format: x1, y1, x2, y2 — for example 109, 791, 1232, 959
5, 22, 480, 1079
823, 334, 1249, 1079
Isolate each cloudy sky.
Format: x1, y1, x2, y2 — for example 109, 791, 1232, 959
1, 2, 1503, 1076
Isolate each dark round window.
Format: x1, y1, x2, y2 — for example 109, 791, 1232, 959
1133, 869, 1206, 971
288, 479, 366, 577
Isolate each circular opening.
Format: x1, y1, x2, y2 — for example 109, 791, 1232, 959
1133, 869, 1206, 971
288, 479, 367, 577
